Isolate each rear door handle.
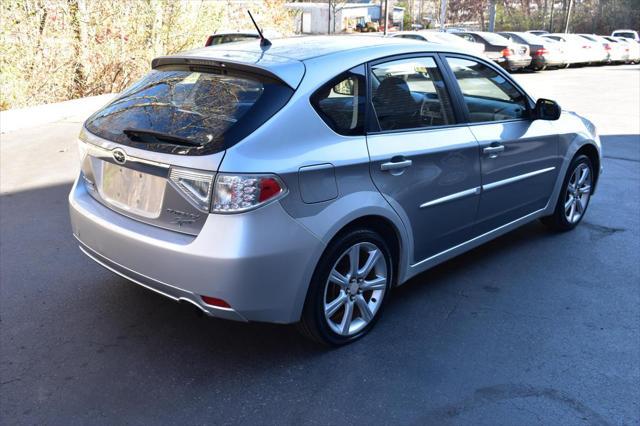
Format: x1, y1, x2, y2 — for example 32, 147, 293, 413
483, 144, 505, 158
381, 159, 413, 171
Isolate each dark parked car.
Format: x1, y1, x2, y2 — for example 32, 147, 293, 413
499, 31, 566, 70
454, 31, 531, 71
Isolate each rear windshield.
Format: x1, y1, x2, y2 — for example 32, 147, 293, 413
613, 32, 636, 39
515, 32, 546, 44
85, 66, 293, 155
479, 32, 511, 45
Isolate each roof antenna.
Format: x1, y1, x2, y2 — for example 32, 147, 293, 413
247, 10, 271, 47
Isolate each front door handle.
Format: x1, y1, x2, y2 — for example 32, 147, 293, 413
483, 144, 505, 158
381, 159, 413, 171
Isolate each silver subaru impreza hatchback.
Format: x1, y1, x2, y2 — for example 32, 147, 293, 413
69, 36, 601, 345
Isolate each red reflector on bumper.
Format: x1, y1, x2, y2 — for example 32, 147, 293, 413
201, 296, 231, 308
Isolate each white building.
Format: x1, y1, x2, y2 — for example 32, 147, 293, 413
286, 2, 404, 34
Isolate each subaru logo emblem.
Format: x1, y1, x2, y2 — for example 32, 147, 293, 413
112, 148, 126, 165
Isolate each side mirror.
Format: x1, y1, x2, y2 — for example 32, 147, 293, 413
535, 98, 561, 120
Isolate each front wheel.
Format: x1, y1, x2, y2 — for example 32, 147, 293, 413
297, 229, 393, 346
541, 154, 593, 231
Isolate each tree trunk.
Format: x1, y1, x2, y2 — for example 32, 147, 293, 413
29, 0, 48, 73
150, 0, 164, 57
69, 0, 88, 98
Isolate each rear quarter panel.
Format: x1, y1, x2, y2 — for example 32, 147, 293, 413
219, 54, 413, 284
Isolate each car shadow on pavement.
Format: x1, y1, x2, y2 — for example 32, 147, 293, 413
2, 132, 638, 422
0, 180, 562, 357
2, 134, 636, 364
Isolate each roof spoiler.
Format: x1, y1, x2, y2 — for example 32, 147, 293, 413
150, 55, 303, 89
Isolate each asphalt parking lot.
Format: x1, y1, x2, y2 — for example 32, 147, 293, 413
1, 64, 639, 425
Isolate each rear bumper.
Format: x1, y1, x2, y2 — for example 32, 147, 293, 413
503, 56, 532, 70
69, 176, 325, 324
531, 55, 565, 68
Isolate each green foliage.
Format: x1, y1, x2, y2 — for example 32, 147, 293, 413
0, 0, 294, 110
396, 0, 414, 29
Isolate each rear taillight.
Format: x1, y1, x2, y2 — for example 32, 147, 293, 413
501, 48, 511, 57
169, 168, 214, 212
205, 35, 214, 46
211, 174, 287, 213
535, 48, 548, 56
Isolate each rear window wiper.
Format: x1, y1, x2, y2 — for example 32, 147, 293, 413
123, 128, 201, 147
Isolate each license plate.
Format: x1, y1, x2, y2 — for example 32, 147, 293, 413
100, 161, 166, 218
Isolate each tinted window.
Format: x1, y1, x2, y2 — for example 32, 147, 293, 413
212, 35, 258, 45
446, 57, 529, 123
479, 32, 511, 45
458, 33, 477, 43
85, 67, 293, 155
515, 32, 547, 44
613, 32, 635, 39
397, 34, 425, 41
311, 68, 365, 136
579, 35, 597, 42
370, 57, 454, 131
505, 34, 527, 44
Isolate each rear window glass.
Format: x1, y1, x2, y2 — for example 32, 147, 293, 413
211, 34, 258, 44
85, 67, 292, 155
515, 32, 546, 44
613, 32, 636, 39
479, 32, 510, 45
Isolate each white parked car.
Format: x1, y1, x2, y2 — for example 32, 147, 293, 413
611, 29, 640, 43
543, 34, 592, 66
390, 31, 485, 55
602, 36, 630, 63
577, 34, 610, 64
615, 37, 640, 63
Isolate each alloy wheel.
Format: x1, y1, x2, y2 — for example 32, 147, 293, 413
323, 242, 388, 336
564, 162, 592, 224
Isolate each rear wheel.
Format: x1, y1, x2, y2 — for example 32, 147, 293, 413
541, 154, 593, 231
297, 229, 393, 346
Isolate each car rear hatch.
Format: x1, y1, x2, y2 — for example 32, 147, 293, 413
512, 43, 530, 58
79, 50, 302, 235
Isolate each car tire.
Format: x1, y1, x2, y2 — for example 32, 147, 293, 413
297, 229, 394, 346
541, 154, 594, 232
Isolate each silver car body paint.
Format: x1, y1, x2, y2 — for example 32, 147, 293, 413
69, 36, 602, 323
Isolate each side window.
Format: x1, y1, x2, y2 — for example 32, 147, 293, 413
459, 34, 476, 43
370, 57, 454, 131
446, 57, 530, 123
311, 68, 365, 135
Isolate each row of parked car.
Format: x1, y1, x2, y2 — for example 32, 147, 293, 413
390, 29, 640, 72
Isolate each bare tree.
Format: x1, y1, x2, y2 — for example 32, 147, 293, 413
68, 0, 89, 97
329, 0, 347, 33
